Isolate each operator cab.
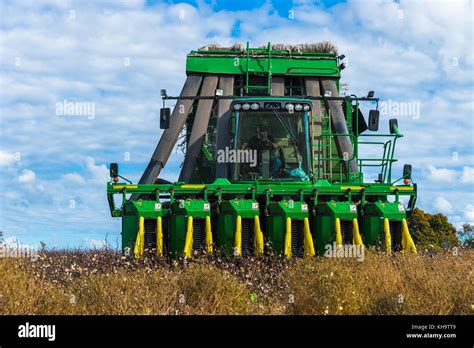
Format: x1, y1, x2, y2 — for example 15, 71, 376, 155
229, 99, 312, 182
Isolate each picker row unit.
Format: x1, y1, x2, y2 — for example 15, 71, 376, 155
107, 42, 417, 259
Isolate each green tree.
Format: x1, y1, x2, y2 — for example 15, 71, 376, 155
409, 208, 460, 251
458, 224, 474, 249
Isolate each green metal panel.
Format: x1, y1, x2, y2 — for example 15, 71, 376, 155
266, 215, 285, 254
168, 199, 211, 258
186, 49, 340, 77
313, 201, 358, 255
266, 200, 309, 219
121, 200, 168, 252
107, 181, 416, 210
359, 201, 407, 246
365, 201, 407, 219
318, 201, 358, 220
217, 214, 234, 255
169, 212, 187, 258
266, 200, 309, 255
132, 200, 166, 219
359, 216, 383, 246
109, 181, 416, 254
171, 199, 211, 218
224, 199, 260, 218
217, 199, 259, 255
122, 213, 138, 252
314, 215, 333, 255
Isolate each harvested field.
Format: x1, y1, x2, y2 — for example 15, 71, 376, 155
0, 250, 472, 315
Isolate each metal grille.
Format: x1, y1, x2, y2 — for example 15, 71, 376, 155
192, 219, 204, 250
144, 219, 157, 249
390, 221, 402, 251
241, 219, 255, 257
340, 221, 353, 245
291, 220, 304, 257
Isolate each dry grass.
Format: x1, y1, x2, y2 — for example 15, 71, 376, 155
0, 250, 472, 315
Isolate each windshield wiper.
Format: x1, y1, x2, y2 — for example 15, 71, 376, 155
271, 109, 299, 147
271, 109, 305, 176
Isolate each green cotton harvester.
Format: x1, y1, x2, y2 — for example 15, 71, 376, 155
107, 42, 417, 259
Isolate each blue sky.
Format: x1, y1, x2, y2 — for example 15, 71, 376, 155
0, 0, 473, 249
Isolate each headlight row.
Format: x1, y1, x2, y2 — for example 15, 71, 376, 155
232, 102, 311, 112
233, 103, 260, 111
285, 103, 311, 112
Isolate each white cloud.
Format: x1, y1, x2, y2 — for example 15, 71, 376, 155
18, 169, 36, 184
0, 151, 17, 166
85, 157, 109, 184
434, 196, 454, 214
460, 166, 474, 184
425, 165, 457, 183
3, 191, 21, 200
463, 204, 474, 223
62, 172, 85, 184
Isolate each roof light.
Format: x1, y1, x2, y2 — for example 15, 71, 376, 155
250, 103, 259, 110
303, 104, 310, 111
285, 103, 294, 111
295, 104, 303, 111
242, 103, 250, 110
233, 103, 241, 111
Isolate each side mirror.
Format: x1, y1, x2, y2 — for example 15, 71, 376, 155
110, 163, 118, 178
377, 173, 383, 183
368, 110, 379, 131
160, 108, 171, 129
403, 164, 412, 179
389, 118, 398, 134
367, 90, 375, 98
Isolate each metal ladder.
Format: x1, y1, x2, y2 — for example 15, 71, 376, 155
312, 108, 333, 181
244, 42, 272, 95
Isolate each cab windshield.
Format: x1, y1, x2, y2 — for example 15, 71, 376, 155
231, 110, 310, 181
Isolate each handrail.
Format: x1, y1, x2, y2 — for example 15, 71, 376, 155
314, 129, 400, 183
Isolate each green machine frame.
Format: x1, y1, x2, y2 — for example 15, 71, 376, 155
107, 43, 418, 259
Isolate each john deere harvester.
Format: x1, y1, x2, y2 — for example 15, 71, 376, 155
107, 42, 417, 259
